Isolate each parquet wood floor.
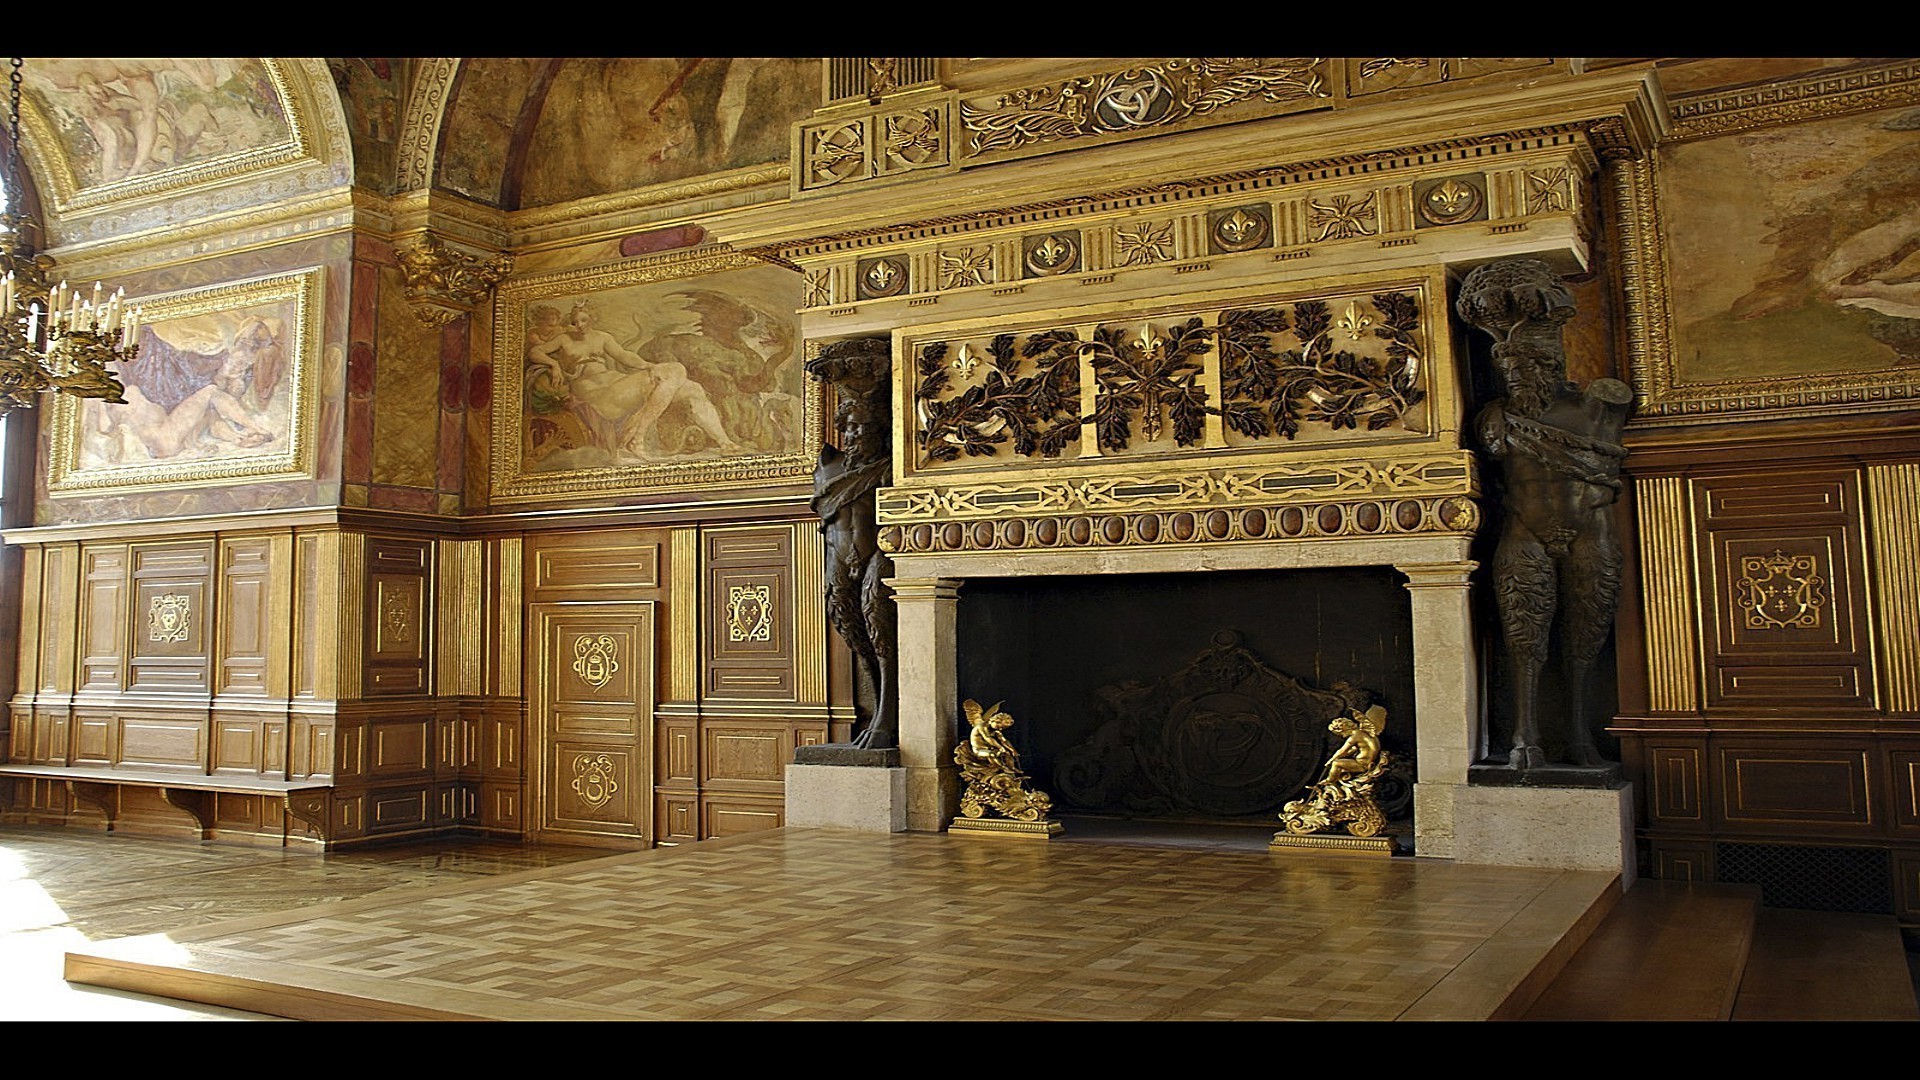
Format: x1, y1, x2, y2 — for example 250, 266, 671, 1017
22, 826, 1621, 1022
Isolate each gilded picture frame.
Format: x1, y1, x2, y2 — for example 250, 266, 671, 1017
1620, 61, 1920, 422
490, 248, 820, 503
46, 267, 321, 495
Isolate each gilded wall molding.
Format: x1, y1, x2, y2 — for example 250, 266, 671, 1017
1866, 463, 1920, 712
1635, 475, 1700, 712
877, 492, 1478, 556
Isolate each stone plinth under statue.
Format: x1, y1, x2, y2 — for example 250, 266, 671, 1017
786, 745, 906, 832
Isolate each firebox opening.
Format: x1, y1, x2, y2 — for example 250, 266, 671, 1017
955, 567, 1416, 832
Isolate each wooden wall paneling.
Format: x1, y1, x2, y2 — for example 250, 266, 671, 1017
210, 713, 263, 773
527, 529, 661, 600
657, 791, 698, 844
437, 538, 484, 698
1695, 471, 1875, 713
1865, 463, 1920, 714
33, 543, 77, 703
1891, 747, 1920, 835
126, 541, 215, 695
70, 711, 113, 765
77, 543, 128, 696
701, 718, 792, 794
217, 534, 290, 700
531, 600, 654, 843
494, 536, 523, 699
1651, 840, 1714, 883
294, 530, 338, 701
364, 537, 432, 697
702, 525, 798, 701
480, 778, 522, 833
1715, 739, 1877, 834
668, 528, 699, 704
116, 714, 207, 771
1897, 851, 1920, 920
289, 702, 335, 781
1647, 738, 1707, 826
701, 794, 783, 838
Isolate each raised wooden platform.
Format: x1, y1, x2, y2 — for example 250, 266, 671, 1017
58, 827, 1624, 1021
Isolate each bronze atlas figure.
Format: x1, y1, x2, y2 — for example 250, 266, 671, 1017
1457, 259, 1632, 771
807, 336, 899, 750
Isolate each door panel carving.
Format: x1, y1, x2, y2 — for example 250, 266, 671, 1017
532, 602, 654, 841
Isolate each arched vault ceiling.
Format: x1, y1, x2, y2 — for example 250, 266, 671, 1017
434, 58, 819, 210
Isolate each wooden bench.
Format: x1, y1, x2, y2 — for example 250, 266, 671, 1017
0, 764, 330, 840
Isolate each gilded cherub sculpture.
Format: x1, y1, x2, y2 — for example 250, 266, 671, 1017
1280, 705, 1391, 838
954, 699, 1054, 823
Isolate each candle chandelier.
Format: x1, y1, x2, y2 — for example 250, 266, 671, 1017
0, 57, 134, 415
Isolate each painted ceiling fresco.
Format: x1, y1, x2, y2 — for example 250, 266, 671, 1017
23, 58, 291, 193
439, 58, 819, 208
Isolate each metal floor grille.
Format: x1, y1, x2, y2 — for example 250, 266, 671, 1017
1715, 842, 1892, 914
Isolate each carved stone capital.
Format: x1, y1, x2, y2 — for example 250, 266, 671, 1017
393, 231, 513, 327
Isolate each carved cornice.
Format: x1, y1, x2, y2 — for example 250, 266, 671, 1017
39, 188, 361, 280
1667, 59, 1920, 142
507, 163, 792, 251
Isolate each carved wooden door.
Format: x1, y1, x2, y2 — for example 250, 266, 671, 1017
531, 602, 653, 843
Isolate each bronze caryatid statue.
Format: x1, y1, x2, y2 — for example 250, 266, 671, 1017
1456, 259, 1632, 771
807, 336, 899, 750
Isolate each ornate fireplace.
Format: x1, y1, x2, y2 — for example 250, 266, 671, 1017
775, 67, 1666, 870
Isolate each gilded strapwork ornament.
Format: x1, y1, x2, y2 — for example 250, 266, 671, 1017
1022, 232, 1081, 277
806, 120, 868, 189
148, 593, 191, 643
857, 256, 909, 299
1414, 175, 1486, 227
1736, 549, 1827, 630
571, 753, 620, 810
959, 58, 1329, 159
393, 233, 513, 327
802, 269, 832, 308
1345, 57, 1555, 96
1526, 168, 1572, 215
883, 109, 945, 171
571, 634, 620, 689
951, 699, 1061, 838
1277, 705, 1393, 841
1209, 205, 1272, 253
1217, 293, 1426, 440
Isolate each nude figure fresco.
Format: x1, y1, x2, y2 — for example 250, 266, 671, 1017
518, 263, 804, 476
25, 58, 291, 192
50, 269, 317, 494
